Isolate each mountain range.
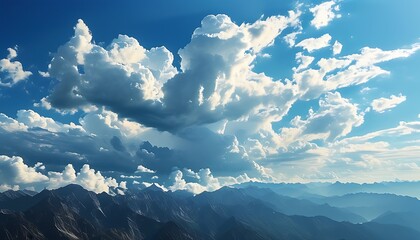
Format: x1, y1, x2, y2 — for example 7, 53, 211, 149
0, 183, 419, 240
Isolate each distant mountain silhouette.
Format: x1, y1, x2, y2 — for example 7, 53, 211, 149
236, 181, 420, 198
309, 192, 420, 220
373, 211, 420, 232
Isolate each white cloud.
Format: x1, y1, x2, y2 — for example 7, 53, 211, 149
360, 87, 372, 94
136, 165, 156, 173
0, 184, 19, 192
275, 118, 420, 182
0, 156, 48, 187
168, 168, 258, 194
293, 52, 314, 72
313, 120, 420, 182
295, 34, 332, 53
1, 10, 420, 188
34, 162, 45, 170
33, 16, 420, 180
347, 43, 420, 66
252, 161, 276, 181
371, 94, 406, 113
48, 164, 119, 194
0, 154, 122, 194
120, 175, 142, 179
38, 70, 50, 78
310, 0, 341, 29
80, 109, 145, 139
14, 109, 86, 134
332, 40, 343, 55
0, 113, 28, 132
43, 13, 300, 133
16, 110, 64, 132
279, 92, 364, 144
0, 47, 32, 87
283, 31, 301, 47
294, 43, 420, 100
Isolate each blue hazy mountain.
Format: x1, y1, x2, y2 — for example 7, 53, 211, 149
309, 192, 420, 220
194, 186, 366, 223
236, 181, 420, 199
372, 211, 420, 232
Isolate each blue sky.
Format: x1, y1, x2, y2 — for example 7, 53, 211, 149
0, 0, 419, 193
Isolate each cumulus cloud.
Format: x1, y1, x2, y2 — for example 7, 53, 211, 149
252, 161, 276, 181
295, 34, 332, 53
48, 164, 119, 193
0, 47, 32, 87
33, 16, 419, 179
0, 113, 28, 132
0, 156, 48, 188
168, 168, 257, 194
0, 155, 122, 194
371, 94, 406, 113
16, 109, 84, 133
0, 110, 143, 174
310, 0, 341, 29
42, 13, 300, 132
1, 9, 420, 187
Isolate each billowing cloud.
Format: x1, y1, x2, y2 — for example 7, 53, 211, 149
16, 109, 84, 133
295, 34, 332, 53
371, 94, 406, 113
48, 164, 119, 193
0, 155, 48, 189
0, 155, 121, 194
0, 47, 32, 87
0, 113, 28, 132
1, 6, 420, 190
43, 13, 300, 132
309, 0, 341, 29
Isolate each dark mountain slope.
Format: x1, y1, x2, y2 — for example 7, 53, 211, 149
0, 209, 45, 240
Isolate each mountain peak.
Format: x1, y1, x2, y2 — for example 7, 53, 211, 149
56, 184, 87, 193
143, 183, 165, 192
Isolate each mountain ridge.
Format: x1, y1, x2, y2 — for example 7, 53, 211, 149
0, 184, 419, 240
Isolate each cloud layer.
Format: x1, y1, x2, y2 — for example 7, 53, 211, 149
1, 1, 419, 192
